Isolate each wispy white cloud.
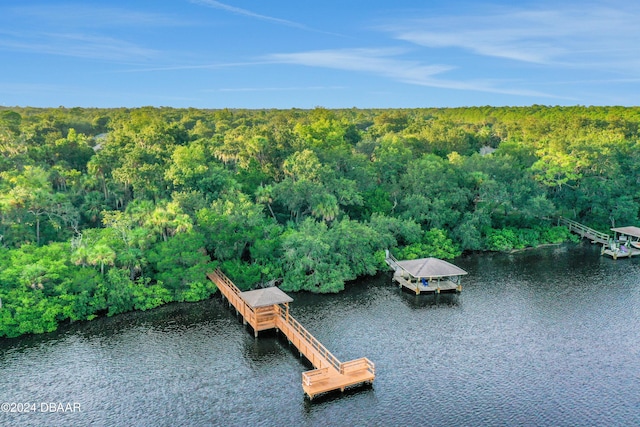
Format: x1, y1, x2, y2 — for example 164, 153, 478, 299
0, 4, 180, 63
383, 2, 640, 71
8, 5, 189, 28
188, 0, 307, 29
266, 48, 451, 83
114, 61, 272, 73
264, 48, 556, 98
188, 0, 344, 36
0, 31, 158, 62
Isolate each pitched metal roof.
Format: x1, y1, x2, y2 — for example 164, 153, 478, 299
611, 226, 640, 239
395, 257, 467, 278
240, 287, 293, 308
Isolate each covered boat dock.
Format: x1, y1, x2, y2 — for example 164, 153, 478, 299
385, 251, 468, 294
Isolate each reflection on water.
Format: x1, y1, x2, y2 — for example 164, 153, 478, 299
398, 292, 461, 310
2, 242, 640, 426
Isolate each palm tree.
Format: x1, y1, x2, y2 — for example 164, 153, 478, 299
255, 184, 277, 220
81, 191, 106, 225
88, 244, 116, 275
311, 193, 339, 222
146, 205, 172, 241
71, 245, 90, 267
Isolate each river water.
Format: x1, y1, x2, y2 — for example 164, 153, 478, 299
1, 242, 640, 426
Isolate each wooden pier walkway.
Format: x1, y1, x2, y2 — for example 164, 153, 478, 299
559, 217, 610, 244
207, 269, 375, 400
558, 217, 640, 259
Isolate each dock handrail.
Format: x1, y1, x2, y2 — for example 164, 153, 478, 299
302, 367, 330, 387
340, 357, 375, 376
559, 217, 610, 244
275, 304, 342, 372
208, 269, 258, 325
384, 250, 401, 271
209, 269, 242, 295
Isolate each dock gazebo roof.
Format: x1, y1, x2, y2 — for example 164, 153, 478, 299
240, 287, 293, 308
395, 257, 467, 279
611, 226, 640, 239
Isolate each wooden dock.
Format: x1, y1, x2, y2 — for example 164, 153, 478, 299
559, 217, 610, 244
385, 251, 466, 295
559, 218, 640, 259
602, 247, 640, 259
207, 269, 375, 400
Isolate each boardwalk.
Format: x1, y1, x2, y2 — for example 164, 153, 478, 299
559, 217, 610, 244
207, 269, 375, 400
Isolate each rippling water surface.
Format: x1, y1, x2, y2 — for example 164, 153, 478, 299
2, 243, 640, 426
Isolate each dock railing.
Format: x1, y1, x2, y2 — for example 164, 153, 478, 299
340, 357, 375, 376
208, 269, 258, 326
559, 217, 610, 244
210, 268, 241, 295
384, 249, 403, 273
275, 304, 341, 372
302, 367, 330, 387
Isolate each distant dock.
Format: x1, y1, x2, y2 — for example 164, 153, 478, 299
207, 269, 375, 400
559, 217, 640, 259
559, 217, 610, 244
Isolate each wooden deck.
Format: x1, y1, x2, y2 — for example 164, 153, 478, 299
207, 269, 375, 400
602, 247, 640, 259
393, 274, 460, 294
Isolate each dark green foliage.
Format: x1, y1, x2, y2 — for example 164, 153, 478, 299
1, 105, 639, 337
220, 259, 263, 291
394, 228, 461, 260
147, 231, 214, 301
104, 268, 137, 316
485, 225, 579, 251
280, 217, 396, 293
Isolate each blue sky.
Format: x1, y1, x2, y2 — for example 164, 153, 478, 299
1, 0, 639, 108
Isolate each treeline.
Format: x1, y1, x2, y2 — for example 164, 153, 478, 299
1, 105, 639, 337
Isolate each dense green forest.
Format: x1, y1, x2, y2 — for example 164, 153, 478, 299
1, 105, 639, 338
